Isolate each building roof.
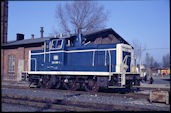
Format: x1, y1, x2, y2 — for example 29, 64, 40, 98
1, 37, 51, 47
1, 28, 130, 48
84, 28, 130, 45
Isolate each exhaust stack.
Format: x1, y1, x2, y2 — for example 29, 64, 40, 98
40, 27, 44, 38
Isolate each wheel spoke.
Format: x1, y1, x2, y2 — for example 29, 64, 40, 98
46, 81, 53, 89
45, 76, 61, 89
63, 77, 79, 91
84, 79, 99, 92
55, 76, 61, 89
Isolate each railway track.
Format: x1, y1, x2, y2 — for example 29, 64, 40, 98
2, 85, 170, 111
2, 83, 170, 102
2, 84, 149, 100
2, 94, 153, 111
133, 85, 170, 91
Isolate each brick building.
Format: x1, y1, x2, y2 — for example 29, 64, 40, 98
1, 32, 48, 81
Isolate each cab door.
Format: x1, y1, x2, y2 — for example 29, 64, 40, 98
96, 51, 105, 66
49, 39, 64, 70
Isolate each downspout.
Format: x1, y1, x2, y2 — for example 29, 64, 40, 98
2, 1, 7, 80
2, 1, 5, 43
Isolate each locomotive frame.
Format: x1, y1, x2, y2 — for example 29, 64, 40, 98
26, 29, 141, 92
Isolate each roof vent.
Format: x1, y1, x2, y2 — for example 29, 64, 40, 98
31, 34, 34, 39
16, 33, 24, 41
59, 33, 63, 38
54, 35, 58, 38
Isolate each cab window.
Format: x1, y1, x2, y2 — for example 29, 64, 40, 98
57, 40, 62, 48
50, 39, 63, 49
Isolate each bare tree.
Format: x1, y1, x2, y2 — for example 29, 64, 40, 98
55, 1, 108, 34
145, 52, 159, 68
149, 56, 154, 67
153, 61, 160, 68
145, 52, 157, 76
48, 27, 59, 37
145, 52, 150, 68
131, 40, 146, 66
162, 53, 170, 68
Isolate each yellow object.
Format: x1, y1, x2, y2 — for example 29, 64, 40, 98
132, 67, 136, 72
161, 69, 170, 74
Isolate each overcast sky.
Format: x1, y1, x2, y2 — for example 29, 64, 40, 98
8, 0, 170, 63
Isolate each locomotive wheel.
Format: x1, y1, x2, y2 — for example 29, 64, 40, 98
37, 81, 43, 88
55, 76, 61, 89
38, 76, 48, 88
126, 80, 133, 89
46, 76, 61, 89
46, 81, 53, 89
84, 78, 99, 92
63, 76, 79, 91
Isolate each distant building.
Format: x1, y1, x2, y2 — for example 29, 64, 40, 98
159, 68, 170, 76
145, 67, 170, 76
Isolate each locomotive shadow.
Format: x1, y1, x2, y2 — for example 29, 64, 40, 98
99, 86, 142, 94
98, 88, 136, 94
31, 82, 140, 94
56, 84, 140, 94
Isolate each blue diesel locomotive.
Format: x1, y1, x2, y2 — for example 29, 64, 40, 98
27, 29, 140, 91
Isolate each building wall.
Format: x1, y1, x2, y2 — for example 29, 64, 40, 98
92, 34, 119, 45
1, 49, 4, 80
2, 45, 43, 81
1, 1, 8, 44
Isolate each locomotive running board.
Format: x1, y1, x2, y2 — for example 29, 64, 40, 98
27, 71, 139, 76
27, 71, 115, 76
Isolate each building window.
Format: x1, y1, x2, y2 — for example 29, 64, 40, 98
8, 55, 15, 73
